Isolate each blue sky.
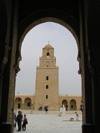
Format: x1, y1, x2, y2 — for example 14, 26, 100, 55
15, 22, 81, 95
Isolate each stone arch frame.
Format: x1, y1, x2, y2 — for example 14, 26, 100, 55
17, 11, 80, 72
62, 99, 68, 111
16, 9, 82, 118
16, 12, 81, 116
1, 1, 100, 132
16, 10, 81, 116
24, 97, 32, 109
18, 17, 80, 59
6, 7, 83, 130
70, 99, 77, 110
16, 14, 81, 113
14, 97, 22, 109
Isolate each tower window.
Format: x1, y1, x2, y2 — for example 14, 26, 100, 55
47, 52, 50, 57
46, 85, 48, 89
46, 76, 49, 80
46, 95, 48, 99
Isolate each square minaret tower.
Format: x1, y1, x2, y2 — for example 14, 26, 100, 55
35, 44, 59, 111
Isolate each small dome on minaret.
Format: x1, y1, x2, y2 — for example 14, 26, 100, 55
44, 44, 54, 49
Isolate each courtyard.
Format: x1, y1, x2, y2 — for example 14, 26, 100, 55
13, 112, 82, 133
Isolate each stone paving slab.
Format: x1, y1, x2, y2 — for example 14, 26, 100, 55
13, 114, 82, 133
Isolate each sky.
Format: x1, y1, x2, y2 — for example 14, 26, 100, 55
15, 22, 81, 95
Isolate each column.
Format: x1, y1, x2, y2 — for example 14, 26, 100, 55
22, 104, 24, 110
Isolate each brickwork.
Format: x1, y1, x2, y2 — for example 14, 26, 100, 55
35, 44, 59, 111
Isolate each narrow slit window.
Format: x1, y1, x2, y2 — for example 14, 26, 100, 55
46, 76, 49, 80
46, 85, 48, 89
46, 95, 48, 99
47, 52, 50, 57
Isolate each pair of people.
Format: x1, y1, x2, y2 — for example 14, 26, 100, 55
16, 111, 28, 131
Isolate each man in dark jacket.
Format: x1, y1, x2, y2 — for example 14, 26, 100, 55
16, 111, 23, 131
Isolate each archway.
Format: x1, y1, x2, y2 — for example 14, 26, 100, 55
9, 7, 82, 132
24, 98, 31, 109
18, 17, 80, 66
14, 97, 22, 109
62, 100, 68, 111
1, 1, 100, 133
16, 21, 81, 110
14, 17, 81, 132
70, 99, 76, 110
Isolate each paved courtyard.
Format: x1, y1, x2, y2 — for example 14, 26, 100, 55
13, 113, 82, 133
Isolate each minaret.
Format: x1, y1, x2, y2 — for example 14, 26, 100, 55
35, 44, 59, 111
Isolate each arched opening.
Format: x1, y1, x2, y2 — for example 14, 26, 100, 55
70, 99, 76, 110
14, 17, 82, 132
14, 97, 22, 109
24, 98, 31, 109
16, 20, 81, 95
2, 1, 100, 133
47, 52, 50, 57
62, 100, 68, 111
18, 17, 80, 62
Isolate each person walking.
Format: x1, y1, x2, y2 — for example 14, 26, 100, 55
14, 113, 16, 127
75, 112, 79, 121
16, 111, 23, 131
45, 107, 48, 114
22, 114, 28, 131
15, 110, 17, 116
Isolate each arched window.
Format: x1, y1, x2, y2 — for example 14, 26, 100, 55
70, 99, 76, 110
14, 97, 22, 109
47, 52, 50, 57
62, 100, 68, 110
24, 98, 31, 109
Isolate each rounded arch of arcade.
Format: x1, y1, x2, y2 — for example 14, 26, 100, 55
14, 97, 22, 109
70, 99, 77, 110
24, 97, 32, 109
62, 99, 68, 111
14, 96, 34, 110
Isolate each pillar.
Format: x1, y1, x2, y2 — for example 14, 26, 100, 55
22, 104, 24, 110
31, 104, 33, 110
0, 1, 19, 133
68, 102, 70, 111
79, 0, 94, 132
